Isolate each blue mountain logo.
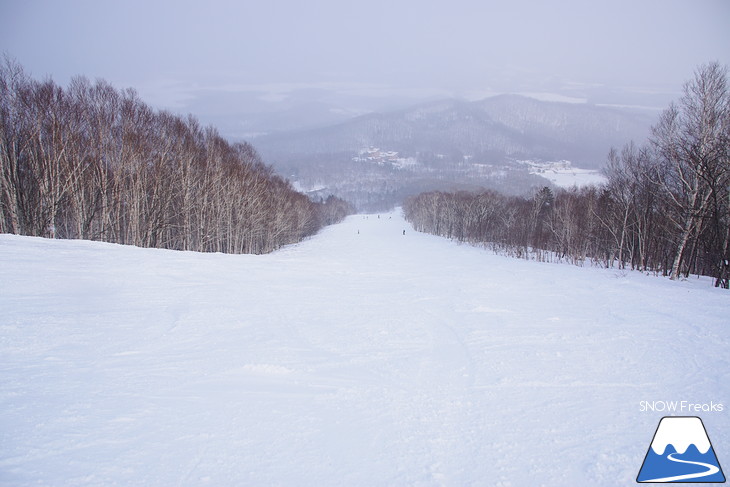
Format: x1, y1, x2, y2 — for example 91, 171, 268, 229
637, 416, 725, 483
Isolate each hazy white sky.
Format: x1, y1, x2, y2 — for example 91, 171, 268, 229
1, 0, 729, 133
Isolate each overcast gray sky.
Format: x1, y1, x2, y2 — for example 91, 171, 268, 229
1, 0, 729, 136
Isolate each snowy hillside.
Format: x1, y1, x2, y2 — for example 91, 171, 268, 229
258, 95, 653, 168
1, 211, 728, 486
519, 159, 607, 188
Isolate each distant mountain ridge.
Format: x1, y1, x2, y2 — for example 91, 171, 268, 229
257, 94, 655, 169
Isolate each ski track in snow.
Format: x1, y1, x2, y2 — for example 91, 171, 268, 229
1, 210, 728, 486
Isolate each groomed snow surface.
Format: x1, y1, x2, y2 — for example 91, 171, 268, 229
1, 210, 728, 486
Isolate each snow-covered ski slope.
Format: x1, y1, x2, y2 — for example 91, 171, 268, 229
1, 210, 728, 486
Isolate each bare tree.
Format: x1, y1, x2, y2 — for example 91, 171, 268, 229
651, 62, 730, 283
0, 60, 352, 255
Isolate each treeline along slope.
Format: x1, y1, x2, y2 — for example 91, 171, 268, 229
405, 63, 730, 288
0, 60, 351, 254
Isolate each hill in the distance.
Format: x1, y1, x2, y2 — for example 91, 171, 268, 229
253, 95, 654, 209
257, 94, 653, 168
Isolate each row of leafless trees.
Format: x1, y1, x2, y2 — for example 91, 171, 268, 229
404, 63, 730, 288
0, 60, 352, 254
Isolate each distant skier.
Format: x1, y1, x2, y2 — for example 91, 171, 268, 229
402, 229, 406, 235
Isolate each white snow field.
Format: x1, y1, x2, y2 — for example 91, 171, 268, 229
1, 210, 728, 486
